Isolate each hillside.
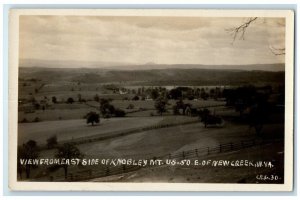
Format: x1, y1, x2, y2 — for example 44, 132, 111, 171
20, 59, 285, 72
19, 66, 285, 86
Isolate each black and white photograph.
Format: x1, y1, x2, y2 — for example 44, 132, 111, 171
8, 9, 294, 191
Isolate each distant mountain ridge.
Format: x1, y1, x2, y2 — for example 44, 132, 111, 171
19, 67, 285, 86
20, 59, 285, 72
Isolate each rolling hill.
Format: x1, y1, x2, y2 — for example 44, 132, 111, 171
19, 65, 285, 86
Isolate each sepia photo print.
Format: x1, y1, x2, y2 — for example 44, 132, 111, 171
8, 9, 294, 191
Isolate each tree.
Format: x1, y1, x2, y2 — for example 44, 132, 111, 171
247, 95, 270, 136
169, 88, 182, 100
17, 146, 25, 179
100, 98, 115, 117
172, 105, 179, 115
151, 90, 159, 100
52, 96, 57, 104
46, 135, 58, 149
29, 96, 36, 103
224, 85, 270, 135
55, 143, 83, 179
172, 99, 185, 115
77, 94, 82, 102
33, 102, 40, 110
214, 87, 222, 99
209, 88, 215, 99
140, 95, 146, 101
198, 109, 223, 128
20, 118, 29, 123
187, 95, 195, 100
233, 86, 257, 116
86, 112, 100, 126
66, 97, 74, 104
94, 94, 100, 102
33, 117, 40, 122
226, 17, 258, 43
155, 97, 168, 115
132, 95, 139, 101
226, 17, 285, 55
223, 86, 257, 116
17, 140, 39, 179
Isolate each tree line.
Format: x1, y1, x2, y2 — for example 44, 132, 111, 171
18, 138, 83, 180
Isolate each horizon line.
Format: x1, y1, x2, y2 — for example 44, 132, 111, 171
18, 66, 285, 72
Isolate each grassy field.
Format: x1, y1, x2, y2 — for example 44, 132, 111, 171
91, 142, 284, 183
18, 88, 284, 182
18, 99, 226, 122
17, 68, 285, 182
18, 115, 198, 145
27, 121, 283, 182
73, 122, 283, 159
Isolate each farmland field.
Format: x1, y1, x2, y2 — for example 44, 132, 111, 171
91, 141, 284, 183
18, 115, 199, 145
17, 67, 285, 183
26, 121, 284, 182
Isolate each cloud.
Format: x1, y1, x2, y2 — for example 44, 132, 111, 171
19, 16, 285, 66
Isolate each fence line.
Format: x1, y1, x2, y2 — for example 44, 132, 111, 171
84, 102, 99, 110
37, 138, 282, 182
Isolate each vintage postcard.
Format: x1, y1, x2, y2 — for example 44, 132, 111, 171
8, 9, 294, 191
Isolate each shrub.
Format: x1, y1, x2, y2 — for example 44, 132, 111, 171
66, 97, 74, 104
33, 117, 40, 122
154, 97, 168, 115
94, 94, 100, 102
188, 96, 195, 100
100, 98, 115, 116
104, 114, 111, 118
86, 112, 100, 126
114, 108, 126, 117
132, 96, 139, 101
127, 104, 134, 109
46, 135, 57, 149
34, 102, 40, 110
52, 96, 57, 104
20, 118, 29, 123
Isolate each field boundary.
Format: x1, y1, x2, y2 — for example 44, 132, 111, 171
46, 119, 201, 149
33, 138, 283, 182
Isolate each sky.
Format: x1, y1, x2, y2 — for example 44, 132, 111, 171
19, 16, 285, 67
